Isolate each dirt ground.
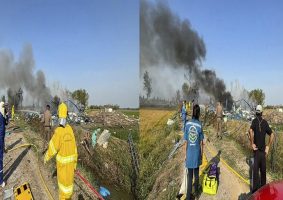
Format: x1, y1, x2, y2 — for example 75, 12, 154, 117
147, 137, 251, 200
199, 142, 250, 200
0, 121, 99, 200
0, 125, 55, 199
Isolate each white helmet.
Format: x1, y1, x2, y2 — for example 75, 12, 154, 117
256, 105, 263, 113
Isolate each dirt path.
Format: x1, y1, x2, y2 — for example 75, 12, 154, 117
140, 109, 251, 199
0, 128, 54, 200
198, 142, 250, 200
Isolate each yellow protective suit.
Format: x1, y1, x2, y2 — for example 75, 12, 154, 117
58, 103, 67, 119
44, 103, 78, 200
12, 105, 15, 120
186, 102, 191, 114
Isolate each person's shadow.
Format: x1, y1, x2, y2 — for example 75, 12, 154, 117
197, 150, 221, 198
5, 138, 22, 152
4, 147, 30, 182
211, 150, 221, 185
238, 156, 254, 200
238, 192, 252, 200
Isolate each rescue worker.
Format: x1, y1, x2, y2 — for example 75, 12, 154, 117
44, 102, 78, 199
0, 101, 8, 188
187, 101, 191, 116
249, 105, 274, 193
181, 100, 187, 132
41, 104, 52, 152
216, 101, 223, 139
11, 105, 15, 120
184, 104, 204, 200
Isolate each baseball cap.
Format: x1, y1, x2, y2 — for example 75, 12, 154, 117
256, 105, 263, 113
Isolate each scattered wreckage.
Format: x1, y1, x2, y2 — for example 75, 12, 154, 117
92, 110, 138, 127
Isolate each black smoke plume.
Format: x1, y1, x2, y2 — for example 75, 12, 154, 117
141, 0, 233, 109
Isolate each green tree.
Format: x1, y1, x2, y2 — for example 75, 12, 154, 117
1, 95, 5, 102
143, 71, 152, 99
71, 89, 89, 107
249, 89, 265, 105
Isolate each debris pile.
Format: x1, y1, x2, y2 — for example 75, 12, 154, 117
92, 110, 138, 127
67, 112, 92, 124
202, 110, 216, 127
18, 110, 40, 122
92, 128, 100, 147
264, 110, 283, 124
167, 119, 175, 126
97, 129, 111, 148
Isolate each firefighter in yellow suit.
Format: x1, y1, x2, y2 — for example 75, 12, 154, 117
186, 101, 191, 115
44, 102, 78, 200
12, 105, 15, 120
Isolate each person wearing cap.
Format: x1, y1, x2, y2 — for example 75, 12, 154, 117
215, 101, 223, 139
249, 105, 274, 193
11, 105, 15, 120
0, 101, 8, 188
44, 102, 78, 200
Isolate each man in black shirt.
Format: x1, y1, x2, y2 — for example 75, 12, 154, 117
249, 105, 274, 193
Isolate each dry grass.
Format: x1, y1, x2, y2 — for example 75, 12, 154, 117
138, 109, 181, 199
214, 118, 283, 181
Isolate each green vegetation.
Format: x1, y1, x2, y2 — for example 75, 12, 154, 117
138, 109, 180, 200
207, 119, 283, 183
249, 89, 265, 105
108, 125, 139, 142
88, 104, 120, 110
72, 89, 89, 107
120, 109, 140, 119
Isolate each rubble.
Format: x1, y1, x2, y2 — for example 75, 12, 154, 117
18, 110, 41, 122
92, 110, 138, 127
264, 109, 283, 124
105, 108, 113, 113
102, 142, 109, 149
97, 129, 111, 146
167, 119, 175, 126
50, 113, 92, 126
92, 128, 100, 147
